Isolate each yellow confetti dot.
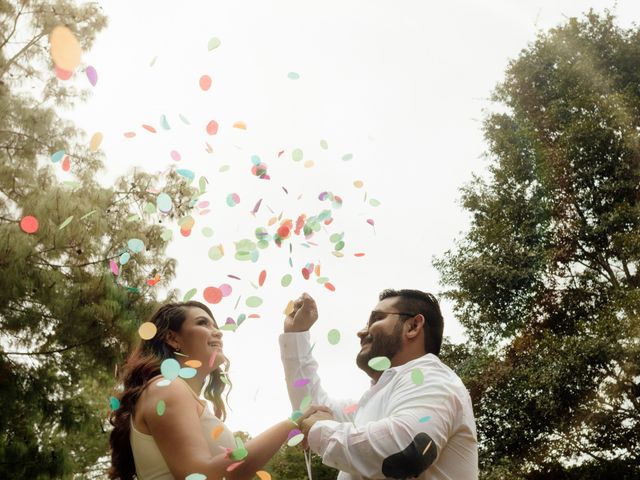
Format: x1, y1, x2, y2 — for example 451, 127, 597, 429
304, 160, 315, 168
185, 360, 202, 368
89, 132, 103, 152
138, 322, 157, 340
49, 25, 82, 71
284, 300, 295, 316
353, 180, 364, 188
232, 121, 247, 130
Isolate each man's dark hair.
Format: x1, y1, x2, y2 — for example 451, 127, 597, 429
379, 289, 444, 356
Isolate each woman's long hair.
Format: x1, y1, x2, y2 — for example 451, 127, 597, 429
108, 301, 231, 480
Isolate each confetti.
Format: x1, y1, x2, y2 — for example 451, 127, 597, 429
49, 26, 82, 71
90, 132, 103, 152
86, 65, 98, 86
284, 300, 295, 316
55, 66, 73, 80
342, 153, 353, 161
206, 120, 219, 135
119, 252, 130, 265
293, 378, 310, 388
109, 396, 120, 411
245, 296, 263, 308
343, 404, 358, 415
186, 474, 206, 480
58, 215, 73, 230
179, 114, 191, 125
369, 199, 381, 207
51, 150, 65, 163
226, 462, 244, 472
411, 368, 424, 386
281, 274, 292, 287
156, 400, 166, 416
204, 286, 223, 304
183, 288, 197, 302
287, 72, 300, 80
160, 358, 180, 381
353, 180, 364, 188
109, 259, 119, 276
291, 148, 303, 162
211, 425, 224, 440
156, 193, 173, 213
287, 430, 305, 446
208, 245, 224, 261
327, 329, 341, 345
170, 150, 181, 161
185, 360, 202, 368
199, 75, 212, 91
256, 472, 272, 480
419, 416, 432, 423
138, 322, 157, 340
20, 216, 39, 234
179, 367, 197, 379
233, 121, 247, 130
219, 283, 233, 297
208, 36, 221, 51
226, 193, 240, 207
142, 124, 157, 133
368, 356, 391, 372
320, 139, 328, 150
208, 350, 218, 368
123, 132, 136, 138
160, 114, 170, 130
258, 270, 267, 287
299, 395, 312, 412
324, 282, 336, 292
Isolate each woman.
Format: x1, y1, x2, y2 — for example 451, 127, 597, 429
109, 300, 296, 480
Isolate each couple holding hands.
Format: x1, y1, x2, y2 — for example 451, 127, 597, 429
109, 289, 478, 480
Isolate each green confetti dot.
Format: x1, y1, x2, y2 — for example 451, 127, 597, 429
329, 233, 344, 243
208, 245, 224, 261
335, 240, 345, 251
186, 474, 207, 480
419, 415, 432, 423
219, 164, 230, 172
109, 396, 120, 411
287, 432, 305, 447
202, 227, 214, 238
127, 238, 145, 253
230, 448, 248, 461
156, 400, 166, 416
291, 410, 303, 422
320, 139, 328, 150
411, 368, 424, 386
178, 114, 191, 125
246, 296, 263, 308
58, 215, 74, 230
144, 202, 156, 214
281, 274, 293, 287
161, 228, 173, 242
342, 153, 353, 161
183, 288, 197, 302
287, 72, 300, 80
369, 198, 381, 207
327, 329, 341, 345
292, 148, 303, 162
208, 36, 221, 51
368, 356, 391, 372
299, 395, 312, 412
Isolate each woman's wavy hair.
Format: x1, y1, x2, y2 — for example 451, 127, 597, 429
108, 301, 231, 480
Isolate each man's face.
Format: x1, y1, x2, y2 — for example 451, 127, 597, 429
356, 297, 407, 377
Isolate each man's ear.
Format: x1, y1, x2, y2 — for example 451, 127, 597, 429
405, 314, 425, 339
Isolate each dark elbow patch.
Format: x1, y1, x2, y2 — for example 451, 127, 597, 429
381, 432, 437, 479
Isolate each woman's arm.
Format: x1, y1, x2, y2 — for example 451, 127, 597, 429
144, 379, 295, 480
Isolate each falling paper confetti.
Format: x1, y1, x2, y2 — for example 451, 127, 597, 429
20, 216, 39, 234
411, 368, 424, 386
206, 120, 219, 135
156, 400, 166, 416
204, 286, 223, 304
160, 358, 180, 381
368, 356, 391, 372
138, 322, 158, 340
86, 65, 98, 86
49, 26, 82, 71
207, 36, 221, 51
327, 329, 341, 345
287, 72, 300, 80
293, 378, 310, 388
245, 296, 263, 308
90, 132, 103, 152
183, 288, 197, 302
199, 75, 212, 91
58, 215, 73, 230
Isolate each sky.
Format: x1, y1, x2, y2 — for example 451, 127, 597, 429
63, 0, 640, 435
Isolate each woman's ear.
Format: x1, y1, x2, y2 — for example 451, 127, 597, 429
406, 314, 425, 339
164, 331, 180, 350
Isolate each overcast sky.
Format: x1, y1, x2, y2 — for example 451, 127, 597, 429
65, 0, 640, 435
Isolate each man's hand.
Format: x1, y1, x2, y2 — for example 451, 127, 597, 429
284, 293, 318, 333
297, 405, 334, 449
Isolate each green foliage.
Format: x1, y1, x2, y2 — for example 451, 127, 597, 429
0, 1, 198, 478
435, 10, 640, 478
265, 444, 338, 480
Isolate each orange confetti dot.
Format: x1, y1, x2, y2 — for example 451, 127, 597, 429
232, 121, 247, 130
304, 160, 315, 168
49, 25, 82, 71
314, 264, 321, 276
185, 360, 202, 368
211, 425, 224, 440
204, 287, 223, 304
180, 227, 192, 237
268, 217, 278, 226
256, 471, 272, 480
354, 253, 365, 257
353, 180, 364, 188
258, 270, 267, 287
54, 65, 73, 80
324, 282, 336, 292
123, 132, 136, 138
142, 124, 157, 133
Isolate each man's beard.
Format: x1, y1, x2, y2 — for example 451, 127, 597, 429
356, 322, 403, 377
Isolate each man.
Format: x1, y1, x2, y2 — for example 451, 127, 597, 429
280, 290, 478, 479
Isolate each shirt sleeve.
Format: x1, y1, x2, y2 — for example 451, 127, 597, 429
306, 367, 459, 479
279, 331, 356, 422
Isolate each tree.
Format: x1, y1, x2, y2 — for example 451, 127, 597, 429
435, 11, 640, 479
265, 443, 338, 480
0, 1, 196, 477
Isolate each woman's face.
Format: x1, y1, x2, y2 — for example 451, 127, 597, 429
171, 307, 226, 371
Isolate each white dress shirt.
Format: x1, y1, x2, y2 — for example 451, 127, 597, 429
280, 331, 478, 480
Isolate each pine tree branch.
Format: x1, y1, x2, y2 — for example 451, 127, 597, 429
0, 2, 25, 51
0, 31, 47, 80
0, 334, 103, 356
